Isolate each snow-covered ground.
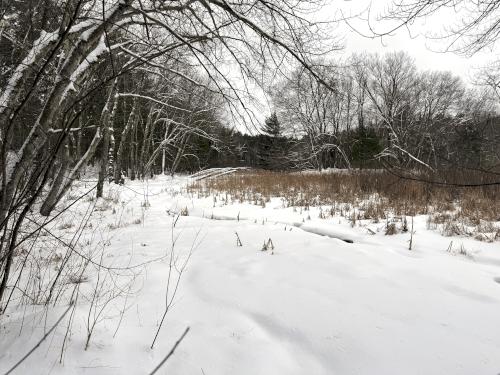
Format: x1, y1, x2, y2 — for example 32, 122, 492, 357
1, 173, 500, 374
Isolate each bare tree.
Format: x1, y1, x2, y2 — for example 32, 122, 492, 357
0, 0, 339, 309
380, 0, 500, 55
272, 64, 352, 170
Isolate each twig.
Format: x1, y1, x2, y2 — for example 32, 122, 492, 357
150, 224, 198, 349
235, 231, 242, 246
148, 327, 190, 375
408, 216, 414, 250
3, 303, 73, 375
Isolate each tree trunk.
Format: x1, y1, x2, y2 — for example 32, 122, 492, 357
171, 133, 190, 176
96, 127, 110, 198
130, 117, 137, 180
97, 81, 119, 198
39, 147, 70, 216
140, 106, 155, 178
114, 97, 138, 183
107, 94, 119, 182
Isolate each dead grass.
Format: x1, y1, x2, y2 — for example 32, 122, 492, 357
385, 223, 398, 235
189, 169, 500, 240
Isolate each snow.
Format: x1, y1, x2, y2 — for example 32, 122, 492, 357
61, 36, 109, 102
0, 13, 117, 117
0, 30, 59, 115
1, 174, 499, 374
3, 151, 20, 185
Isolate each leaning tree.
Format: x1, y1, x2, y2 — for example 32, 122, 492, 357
0, 0, 338, 308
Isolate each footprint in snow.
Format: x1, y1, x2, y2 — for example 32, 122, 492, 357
494, 277, 500, 284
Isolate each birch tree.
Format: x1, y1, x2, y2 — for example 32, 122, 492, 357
0, 0, 338, 308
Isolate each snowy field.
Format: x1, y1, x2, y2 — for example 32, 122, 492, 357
1, 172, 500, 374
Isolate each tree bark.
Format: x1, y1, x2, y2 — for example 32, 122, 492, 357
97, 81, 119, 198
114, 97, 138, 183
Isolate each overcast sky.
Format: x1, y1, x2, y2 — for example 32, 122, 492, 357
245, 0, 498, 129
332, 0, 496, 83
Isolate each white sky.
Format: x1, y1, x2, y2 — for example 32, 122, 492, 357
238, 0, 499, 130
331, 0, 497, 82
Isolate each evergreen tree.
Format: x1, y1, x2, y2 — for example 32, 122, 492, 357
262, 112, 281, 137
257, 113, 291, 169
351, 127, 382, 169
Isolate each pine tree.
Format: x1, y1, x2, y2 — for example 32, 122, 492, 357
262, 112, 281, 137
258, 112, 290, 169
351, 127, 382, 169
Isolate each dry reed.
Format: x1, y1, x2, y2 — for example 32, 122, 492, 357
188, 169, 500, 240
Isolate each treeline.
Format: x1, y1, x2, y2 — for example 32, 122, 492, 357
74, 52, 500, 175
160, 52, 500, 172
169, 114, 500, 172
17, 62, 500, 179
